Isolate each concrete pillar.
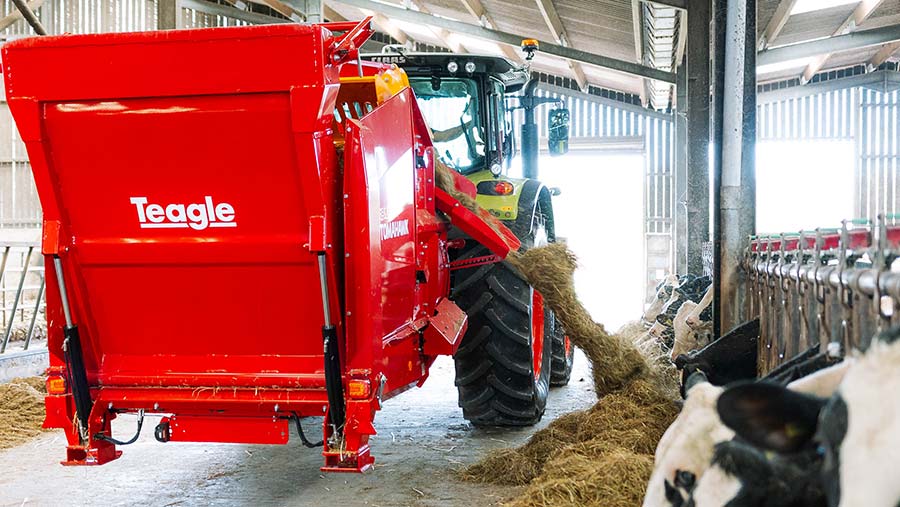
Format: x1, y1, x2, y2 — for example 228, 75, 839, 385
674, 66, 689, 275
713, 0, 756, 335
686, 0, 711, 276
157, 0, 182, 30
284, 0, 323, 23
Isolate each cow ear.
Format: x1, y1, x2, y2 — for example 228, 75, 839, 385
717, 382, 826, 453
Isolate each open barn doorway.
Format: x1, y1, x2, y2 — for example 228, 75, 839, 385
524, 152, 646, 331
756, 139, 855, 233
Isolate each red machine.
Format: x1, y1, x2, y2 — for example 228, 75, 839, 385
2, 19, 518, 472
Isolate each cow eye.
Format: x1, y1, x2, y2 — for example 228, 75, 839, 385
675, 470, 696, 490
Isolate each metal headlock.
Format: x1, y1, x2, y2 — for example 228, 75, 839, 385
747, 216, 900, 375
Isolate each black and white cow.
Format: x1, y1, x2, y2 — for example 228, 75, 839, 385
643, 360, 854, 507
671, 287, 715, 361
645, 274, 682, 324
686, 439, 826, 507
688, 326, 900, 507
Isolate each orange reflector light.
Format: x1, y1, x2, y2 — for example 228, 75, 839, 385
494, 181, 514, 195
521, 39, 539, 49
347, 379, 371, 399
47, 376, 67, 395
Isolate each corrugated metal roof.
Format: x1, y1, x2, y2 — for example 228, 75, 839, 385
757, 0, 900, 84
328, 0, 900, 99
329, 0, 649, 97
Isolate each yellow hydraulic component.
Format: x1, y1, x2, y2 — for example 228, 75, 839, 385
338, 64, 410, 105
374, 65, 410, 104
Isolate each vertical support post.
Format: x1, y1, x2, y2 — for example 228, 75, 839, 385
284, 0, 322, 22
686, 0, 712, 276
157, 0, 182, 30
1, 246, 32, 353
24, 275, 44, 350
714, 0, 756, 336
521, 79, 540, 181
0, 246, 9, 328
674, 65, 689, 275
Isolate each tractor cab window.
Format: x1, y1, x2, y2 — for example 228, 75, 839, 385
410, 77, 485, 174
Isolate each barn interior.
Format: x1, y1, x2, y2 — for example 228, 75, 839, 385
0, 1, 898, 506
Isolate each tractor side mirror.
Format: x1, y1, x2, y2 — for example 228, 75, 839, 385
548, 108, 569, 156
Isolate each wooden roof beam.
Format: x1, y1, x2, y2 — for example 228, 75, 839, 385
534, 0, 588, 91
758, 0, 798, 49
801, 0, 884, 83
406, 0, 466, 53
457, 0, 522, 62
869, 40, 900, 69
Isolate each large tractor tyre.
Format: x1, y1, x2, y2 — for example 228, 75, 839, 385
549, 318, 574, 387
451, 197, 553, 426
452, 260, 552, 426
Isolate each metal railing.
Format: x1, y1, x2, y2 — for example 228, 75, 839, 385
0, 242, 45, 354
745, 216, 900, 376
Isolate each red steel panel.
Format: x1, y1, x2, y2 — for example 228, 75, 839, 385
164, 415, 290, 445
342, 88, 430, 396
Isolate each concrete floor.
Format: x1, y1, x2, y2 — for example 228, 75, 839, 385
0, 352, 595, 507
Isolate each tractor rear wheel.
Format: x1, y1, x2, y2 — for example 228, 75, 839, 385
451, 207, 552, 426
549, 319, 574, 387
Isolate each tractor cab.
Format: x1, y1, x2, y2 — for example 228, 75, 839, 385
364, 50, 568, 228
365, 52, 527, 177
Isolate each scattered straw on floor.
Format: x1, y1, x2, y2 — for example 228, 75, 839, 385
0, 377, 47, 450
435, 159, 680, 505
507, 447, 654, 507
459, 380, 678, 488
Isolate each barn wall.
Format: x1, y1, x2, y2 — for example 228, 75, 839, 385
0, 0, 251, 230
758, 69, 900, 223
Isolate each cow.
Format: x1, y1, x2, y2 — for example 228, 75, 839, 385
709, 327, 900, 507
643, 373, 731, 507
653, 276, 713, 351
645, 274, 682, 324
671, 296, 714, 361
686, 439, 826, 507
643, 360, 854, 507
686, 285, 713, 329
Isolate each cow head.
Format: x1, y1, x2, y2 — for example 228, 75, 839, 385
714, 327, 900, 507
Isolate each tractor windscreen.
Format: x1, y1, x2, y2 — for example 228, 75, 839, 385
410, 77, 485, 174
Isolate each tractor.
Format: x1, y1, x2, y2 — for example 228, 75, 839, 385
365, 48, 576, 426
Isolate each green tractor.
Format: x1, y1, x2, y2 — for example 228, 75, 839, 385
365, 48, 574, 426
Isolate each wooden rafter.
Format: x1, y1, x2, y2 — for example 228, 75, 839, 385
758, 0, 798, 49
534, 0, 587, 90
801, 0, 884, 83
456, 0, 522, 62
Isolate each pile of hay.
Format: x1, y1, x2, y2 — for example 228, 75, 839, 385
461, 246, 680, 505
461, 379, 676, 489
0, 377, 47, 450
433, 163, 679, 505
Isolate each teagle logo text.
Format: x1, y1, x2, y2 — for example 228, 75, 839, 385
130, 196, 236, 230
